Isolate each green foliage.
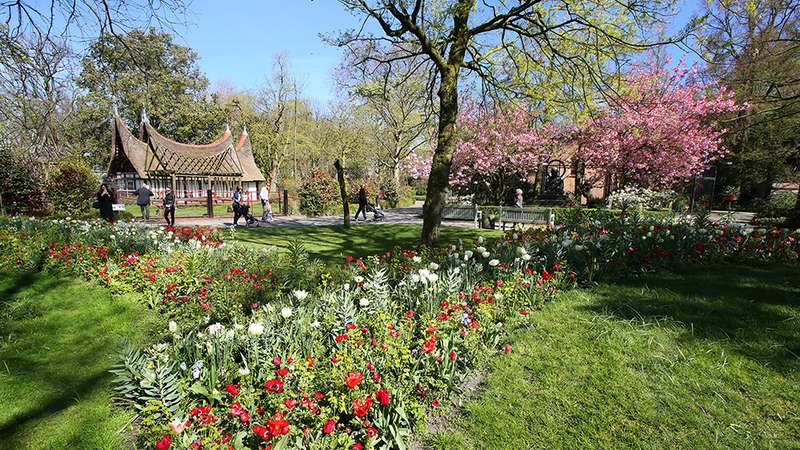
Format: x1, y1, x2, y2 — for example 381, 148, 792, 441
756, 191, 796, 219
72, 28, 225, 163
298, 169, 339, 216
47, 164, 99, 217
0, 149, 48, 215
110, 340, 183, 417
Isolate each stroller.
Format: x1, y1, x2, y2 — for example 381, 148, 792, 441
239, 204, 258, 226
367, 203, 385, 221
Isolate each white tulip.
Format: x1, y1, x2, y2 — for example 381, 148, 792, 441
488, 259, 499, 267
310, 320, 321, 328
248, 322, 264, 336
464, 250, 474, 259
354, 276, 364, 284
427, 273, 439, 283
428, 262, 439, 270
453, 267, 461, 275
168, 321, 177, 333
238, 367, 251, 376
410, 274, 420, 283
476, 246, 486, 253
292, 290, 309, 301
482, 251, 490, 258
412, 256, 422, 263
477, 236, 485, 244
522, 254, 531, 261
280, 307, 293, 318
207, 323, 224, 335
359, 298, 370, 307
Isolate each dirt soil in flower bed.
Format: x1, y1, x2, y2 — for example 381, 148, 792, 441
424, 263, 800, 449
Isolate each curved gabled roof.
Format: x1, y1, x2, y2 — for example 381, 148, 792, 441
109, 114, 265, 182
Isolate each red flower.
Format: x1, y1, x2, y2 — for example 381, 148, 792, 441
353, 395, 373, 417
284, 398, 297, 409
421, 335, 437, 353
504, 343, 512, 353
156, 434, 171, 450
449, 351, 457, 361
314, 391, 324, 400
431, 400, 440, 407
252, 424, 268, 440
224, 383, 240, 397
519, 309, 529, 315
323, 419, 336, 434
276, 367, 289, 377
265, 378, 283, 393
367, 426, 378, 438
375, 386, 391, 406
345, 371, 363, 389
335, 334, 349, 342
541, 271, 552, 281
345, 323, 356, 330
272, 356, 282, 366
267, 412, 290, 436
352, 444, 364, 450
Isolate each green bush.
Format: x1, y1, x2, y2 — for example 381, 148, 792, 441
0, 150, 48, 215
759, 191, 795, 218
47, 164, 99, 217
298, 169, 339, 216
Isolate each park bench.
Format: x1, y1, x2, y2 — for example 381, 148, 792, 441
497, 206, 554, 230
441, 204, 481, 228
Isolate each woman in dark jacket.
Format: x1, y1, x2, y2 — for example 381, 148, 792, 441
353, 185, 368, 221
97, 184, 115, 223
163, 188, 176, 226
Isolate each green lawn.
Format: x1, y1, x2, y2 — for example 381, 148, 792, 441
0, 271, 156, 450
428, 264, 800, 449
231, 224, 501, 264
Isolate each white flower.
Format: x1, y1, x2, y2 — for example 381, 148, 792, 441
354, 276, 364, 284
488, 259, 500, 267
427, 273, 439, 283
482, 251, 490, 258
574, 245, 585, 252
238, 367, 251, 376
248, 322, 264, 336
476, 246, 486, 253
464, 250, 474, 259
453, 267, 461, 275
359, 298, 370, 307
512, 233, 519, 240
168, 321, 177, 333
344, 283, 351, 291
428, 262, 439, 271
412, 256, 422, 263
292, 290, 308, 301
477, 236, 485, 244
522, 254, 532, 261
310, 320, 321, 328
280, 307, 293, 318
207, 323, 224, 335
410, 274, 420, 283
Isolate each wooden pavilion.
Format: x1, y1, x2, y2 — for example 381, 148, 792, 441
106, 111, 265, 204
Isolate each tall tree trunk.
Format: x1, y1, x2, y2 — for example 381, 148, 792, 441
422, 69, 459, 246
334, 160, 350, 228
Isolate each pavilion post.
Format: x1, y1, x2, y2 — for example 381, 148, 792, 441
283, 189, 289, 216
207, 176, 214, 218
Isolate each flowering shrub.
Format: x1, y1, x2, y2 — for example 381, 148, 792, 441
298, 170, 339, 216
0, 214, 797, 449
606, 186, 677, 211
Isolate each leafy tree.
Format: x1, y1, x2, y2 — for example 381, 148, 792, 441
696, 0, 800, 207
73, 28, 226, 162
332, 0, 679, 245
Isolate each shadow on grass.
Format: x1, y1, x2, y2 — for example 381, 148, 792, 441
233, 224, 499, 265
583, 263, 800, 374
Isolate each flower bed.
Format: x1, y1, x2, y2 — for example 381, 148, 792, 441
0, 215, 797, 449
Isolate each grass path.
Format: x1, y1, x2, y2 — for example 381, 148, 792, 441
0, 271, 156, 449
429, 264, 800, 449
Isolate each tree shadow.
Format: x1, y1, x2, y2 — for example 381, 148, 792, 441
581, 264, 800, 374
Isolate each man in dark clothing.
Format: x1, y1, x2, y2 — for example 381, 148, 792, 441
163, 188, 175, 226
97, 183, 115, 223
136, 183, 154, 221
353, 185, 368, 221
232, 186, 243, 226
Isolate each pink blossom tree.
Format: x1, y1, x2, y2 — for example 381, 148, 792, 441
448, 104, 567, 205
578, 63, 746, 188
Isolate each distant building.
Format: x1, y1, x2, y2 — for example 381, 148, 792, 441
106, 111, 265, 202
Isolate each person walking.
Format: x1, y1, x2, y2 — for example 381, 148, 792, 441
232, 186, 243, 226
259, 184, 272, 221
163, 188, 175, 226
136, 183, 154, 222
353, 185, 368, 221
96, 183, 115, 223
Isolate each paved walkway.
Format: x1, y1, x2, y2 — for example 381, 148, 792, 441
160, 203, 477, 229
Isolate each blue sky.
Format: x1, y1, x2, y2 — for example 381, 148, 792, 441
177, 0, 702, 106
